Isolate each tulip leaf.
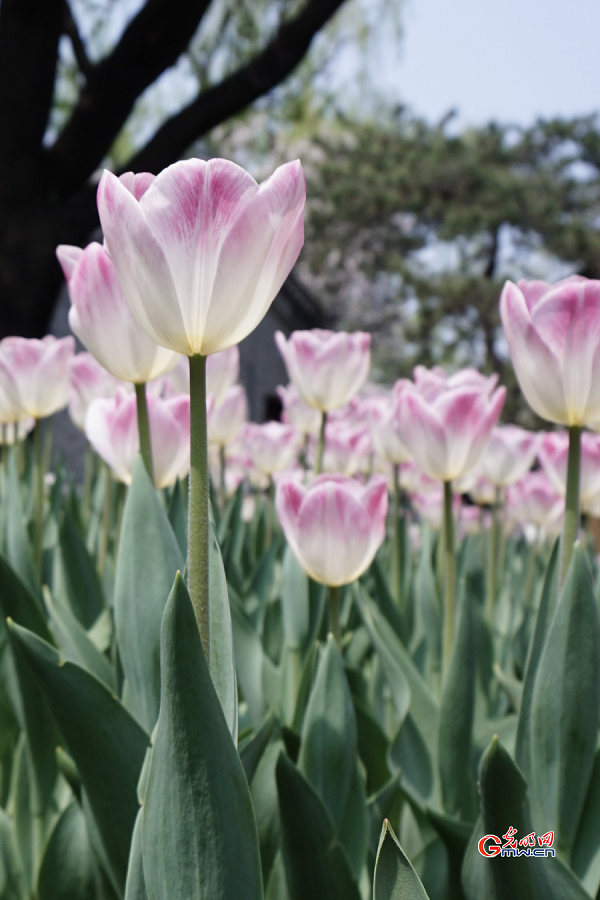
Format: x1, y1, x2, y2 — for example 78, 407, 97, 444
515, 539, 559, 780
141, 573, 263, 900
530, 543, 600, 858
4, 448, 39, 599
240, 715, 276, 785
572, 749, 600, 895
373, 819, 431, 900
280, 545, 309, 651
0, 808, 25, 900
231, 599, 267, 726
275, 752, 361, 900
353, 695, 391, 794
208, 520, 238, 740
46, 589, 116, 691
114, 457, 184, 733
6, 620, 149, 895
167, 480, 187, 559
413, 526, 441, 661
0, 553, 51, 641
124, 811, 148, 900
37, 801, 97, 900
59, 510, 105, 629
438, 589, 477, 822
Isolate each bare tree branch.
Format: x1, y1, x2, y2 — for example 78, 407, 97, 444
45, 0, 213, 196
62, 1, 93, 81
126, 0, 347, 173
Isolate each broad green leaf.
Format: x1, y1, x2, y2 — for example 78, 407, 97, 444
275, 752, 361, 900
353, 696, 391, 794
298, 635, 357, 834
37, 801, 97, 900
59, 510, 104, 628
413, 526, 441, 661
167, 480, 187, 559
231, 599, 267, 726
250, 739, 284, 886
114, 457, 184, 733
515, 540, 559, 779
530, 543, 600, 858
45, 590, 116, 691
572, 750, 600, 895
7, 621, 149, 895
280, 546, 309, 650
438, 590, 476, 821
124, 811, 148, 900
240, 715, 276, 786
4, 448, 38, 599
208, 521, 237, 740
0, 808, 24, 900
0, 554, 51, 641
373, 819, 430, 900
141, 573, 263, 900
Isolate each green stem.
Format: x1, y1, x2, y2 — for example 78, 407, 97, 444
134, 382, 154, 484
559, 424, 582, 586
219, 444, 226, 508
82, 445, 94, 525
485, 485, 501, 623
392, 463, 403, 606
266, 477, 275, 545
188, 355, 210, 662
98, 464, 113, 576
33, 419, 44, 580
314, 410, 327, 475
442, 480, 456, 678
329, 585, 341, 644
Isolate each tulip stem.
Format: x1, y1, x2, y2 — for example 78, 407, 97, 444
188, 354, 210, 662
559, 424, 582, 586
134, 382, 154, 485
329, 585, 341, 644
315, 411, 327, 475
485, 485, 501, 624
33, 419, 44, 580
392, 463, 403, 606
219, 444, 226, 508
442, 480, 456, 678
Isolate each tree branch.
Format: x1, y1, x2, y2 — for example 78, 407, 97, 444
45, 0, 213, 196
0, 0, 63, 190
126, 0, 347, 174
62, 1, 93, 81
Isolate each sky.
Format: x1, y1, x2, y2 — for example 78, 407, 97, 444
371, 0, 600, 127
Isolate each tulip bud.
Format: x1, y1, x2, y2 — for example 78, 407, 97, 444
243, 422, 300, 476
69, 353, 123, 431
277, 384, 321, 435
479, 425, 540, 486
276, 474, 388, 586
0, 336, 74, 419
208, 385, 247, 447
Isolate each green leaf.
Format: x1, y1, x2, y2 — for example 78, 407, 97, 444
7, 621, 149, 895
240, 715, 276, 786
141, 573, 263, 900
0, 554, 51, 641
438, 589, 476, 821
530, 543, 600, 858
208, 521, 237, 740
59, 510, 105, 629
114, 457, 184, 733
280, 546, 309, 650
373, 819, 430, 900
413, 526, 441, 662
4, 448, 38, 599
231, 599, 267, 727
275, 752, 361, 900
37, 801, 97, 900
45, 589, 116, 691
572, 749, 600, 895
124, 811, 148, 900
353, 696, 391, 794
167, 480, 187, 559
515, 540, 559, 780
0, 807, 24, 900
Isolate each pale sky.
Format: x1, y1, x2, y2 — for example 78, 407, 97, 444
372, 0, 600, 126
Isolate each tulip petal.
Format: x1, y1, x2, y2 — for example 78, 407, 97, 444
396, 389, 449, 480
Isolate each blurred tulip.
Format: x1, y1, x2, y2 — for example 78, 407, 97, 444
320, 422, 372, 476
97, 158, 305, 356
208, 385, 247, 446
69, 353, 123, 431
277, 384, 321, 436
0, 418, 35, 445
479, 425, 540, 486
538, 431, 600, 507
500, 276, 600, 426
506, 472, 564, 530
85, 388, 191, 488
168, 346, 240, 402
0, 336, 74, 419
411, 488, 461, 529
58, 242, 179, 384
243, 422, 300, 476
412, 365, 498, 401
367, 393, 411, 465
275, 329, 371, 412
276, 473, 388, 586
395, 367, 506, 482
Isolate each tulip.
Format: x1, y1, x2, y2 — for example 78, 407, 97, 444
479, 425, 540, 487
69, 353, 123, 431
276, 329, 371, 473
500, 276, 600, 581
169, 346, 240, 402
506, 472, 564, 533
97, 157, 305, 656
276, 473, 388, 640
277, 384, 321, 436
0, 335, 74, 420
320, 423, 372, 477
85, 389, 191, 489
208, 385, 247, 501
243, 422, 300, 477
396, 366, 505, 674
